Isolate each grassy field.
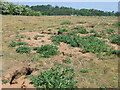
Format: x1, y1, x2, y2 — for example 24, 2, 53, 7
1, 15, 119, 88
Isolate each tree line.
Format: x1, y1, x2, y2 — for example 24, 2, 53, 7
1, 2, 120, 16
30, 4, 119, 16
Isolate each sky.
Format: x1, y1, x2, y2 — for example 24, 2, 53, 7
6, 0, 119, 12
6, 0, 120, 2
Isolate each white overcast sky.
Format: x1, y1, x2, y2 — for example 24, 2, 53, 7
6, 0, 120, 2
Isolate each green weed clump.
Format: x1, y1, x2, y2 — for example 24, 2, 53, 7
33, 35, 44, 40
70, 26, 88, 34
77, 27, 89, 34
51, 34, 114, 59
20, 28, 25, 30
92, 32, 102, 38
106, 29, 115, 33
61, 21, 72, 25
9, 41, 27, 47
90, 29, 97, 33
2, 79, 8, 84
108, 34, 120, 45
58, 28, 68, 33
16, 46, 31, 54
77, 21, 86, 24
47, 25, 55, 28
30, 65, 78, 88
62, 57, 72, 64
80, 69, 88, 73
20, 35, 26, 38
34, 44, 59, 58
112, 50, 120, 57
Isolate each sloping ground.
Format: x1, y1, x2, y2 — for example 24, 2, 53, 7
1, 15, 119, 88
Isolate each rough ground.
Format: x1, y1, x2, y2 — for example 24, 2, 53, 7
1, 15, 119, 88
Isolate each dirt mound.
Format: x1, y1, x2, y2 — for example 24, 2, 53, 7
2, 66, 37, 88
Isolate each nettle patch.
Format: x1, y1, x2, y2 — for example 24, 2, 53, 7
33, 44, 59, 58
30, 65, 78, 88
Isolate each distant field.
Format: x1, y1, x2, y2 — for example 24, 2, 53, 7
1, 15, 119, 88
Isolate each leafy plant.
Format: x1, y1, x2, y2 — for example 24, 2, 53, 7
38, 27, 42, 29
33, 35, 44, 40
16, 41, 27, 46
41, 40, 45, 43
31, 57, 39, 61
77, 21, 86, 24
9, 41, 27, 47
27, 37, 31, 40
47, 25, 55, 28
8, 41, 16, 47
16, 46, 31, 54
106, 29, 115, 33
62, 57, 72, 64
59, 29, 68, 33
112, 50, 120, 57
61, 21, 72, 25
30, 65, 78, 88
20, 35, 26, 38
20, 28, 25, 30
108, 34, 120, 45
77, 27, 89, 34
90, 29, 96, 33
33, 47, 41, 50
34, 44, 59, 58
80, 69, 88, 73
93, 32, 102, 38
2, 79, 8, 84
51, 34, 114, 59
